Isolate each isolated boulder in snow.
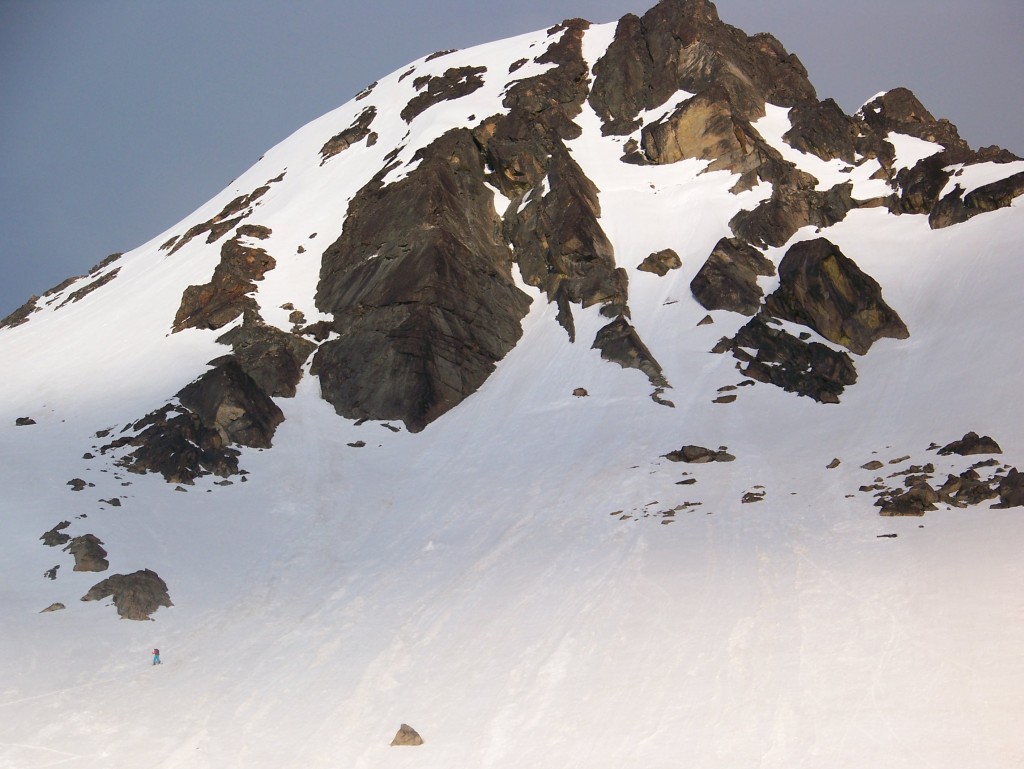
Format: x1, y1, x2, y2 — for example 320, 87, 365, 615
40, 603, 66, 613
764, 238, 909, 355
390, 723, 423, 746
63, 534, 109, 572
81, 569, 172, 620
592, 317, 669, 390
690, 237, 775, 315
638, 248, 682, 276
937, 432, 1002, 457
665, 445, 735, 463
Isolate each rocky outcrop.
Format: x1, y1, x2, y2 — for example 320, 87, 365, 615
665, 444, 735, 463
217, 318, 316, 398
401, 66, 487, 122
320, 106, 377, 163
994, 468, 1024, 508
929, 171, 1024, 229
40, 521, 71, 547
104, 359, 283, 483
638, 248, 682, 276
173, 226, 277, 332
937, 432, 1002, 457
690, 237, 775, 315
592, 317, 669, 391
729, 183, 856, 248
313, 128, 532, 432
164, 173, 285, 255
764, 238, 909, 355
63, 534, 109, 572
716, 315, 858, 403
783, 98, 859, 164
589, 0, 815, 135
81, 569, 172, 620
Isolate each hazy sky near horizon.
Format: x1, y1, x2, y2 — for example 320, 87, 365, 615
2, 0, 1021, 317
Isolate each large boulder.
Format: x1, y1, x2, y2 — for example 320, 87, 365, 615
81, 569, 172, 620
764, 238, 909, 355
690, 237, 775, 315
937, 432, 1002, 457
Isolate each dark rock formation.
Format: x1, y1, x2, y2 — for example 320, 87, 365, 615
40, 521, 71, 547
764, 238, 909, 355
589, 0, 815, 135
507, 143, 627, 339
401, 66, 487, 122
937, 432, 1002, 457
104, 359, 283, 483
390, 723, 424, 746
217, 319, 316, 398
937, 469, 999, 507
877, 482, 938, 516
313, 128, 532, 432
716, 315, 858, 403
164, 173, 285, 255
638, 248, 682, 276
929, 172, 1024, 229
41, 603, 65, 613
994, 468, 1024, 508
56, 268, 121, 309
592, 317, 669, 390
320, 106, 377, 163
67, 478, 88, 491
729, 183, 856, 248
665, 444, 735, 463
176, 359, 284, 449
173, 227, 277, 332
81, 569, 172, 620
15, 416, 36, 426
783, 98, 859, 163
63, 534, 109, 572
690, 237, 775, 315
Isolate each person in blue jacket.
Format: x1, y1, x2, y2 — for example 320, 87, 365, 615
152, 648, 161, 665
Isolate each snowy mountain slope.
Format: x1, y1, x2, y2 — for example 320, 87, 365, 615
2, 1, 1023, 767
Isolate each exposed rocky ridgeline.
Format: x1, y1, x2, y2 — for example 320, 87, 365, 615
589, 0, 815, 135
162, 173, 285, 255
81, 569, 172, 620
401, 66, 487, 122
1, 253, 124, 330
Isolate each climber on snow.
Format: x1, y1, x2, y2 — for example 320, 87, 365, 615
152, 648, 161, 665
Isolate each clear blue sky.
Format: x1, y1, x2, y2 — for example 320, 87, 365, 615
2, 0, 1021, 317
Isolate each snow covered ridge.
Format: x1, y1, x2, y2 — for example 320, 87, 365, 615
3, 2, 1024, 767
